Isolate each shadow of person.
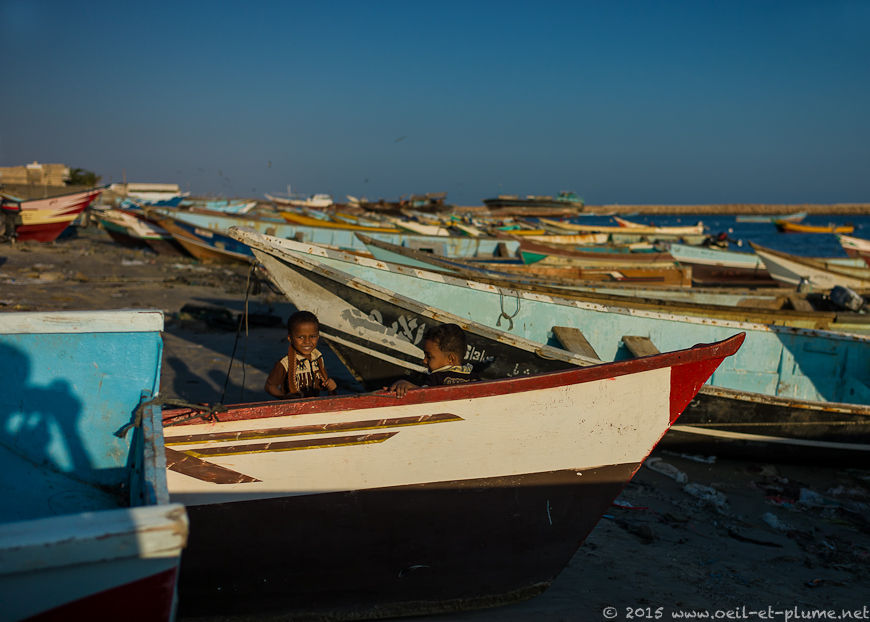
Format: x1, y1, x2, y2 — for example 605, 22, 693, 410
0, 342, 89, 521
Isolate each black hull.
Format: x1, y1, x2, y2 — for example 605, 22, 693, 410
177, 465, 637, 619
663, 389, 870, 464
280, 257, 579, 387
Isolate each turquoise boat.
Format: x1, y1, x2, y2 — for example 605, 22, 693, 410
153, 207, 519, 257
0, 310, 188, 620
229, 230, 870, 460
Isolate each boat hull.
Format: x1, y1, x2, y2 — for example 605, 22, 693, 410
178, 465, 632, 618
164, 334, 739, 618
0, 310, 187, 621
1, 188, 103, 242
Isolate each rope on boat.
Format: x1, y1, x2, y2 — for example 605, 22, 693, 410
220, 262, 258, 404
496, 290, 521, 331
116, 396, 229, 437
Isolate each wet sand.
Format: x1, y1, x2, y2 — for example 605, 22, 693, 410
1, 225, 867, 621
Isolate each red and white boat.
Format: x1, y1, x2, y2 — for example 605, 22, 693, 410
164, 333, 743, 619
1, 187, 104, 242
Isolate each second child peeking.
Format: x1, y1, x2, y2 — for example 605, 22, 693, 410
388, 323, 478, 397
265, 310, 338, 399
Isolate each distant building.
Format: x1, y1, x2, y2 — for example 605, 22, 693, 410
0, 161, 70, 187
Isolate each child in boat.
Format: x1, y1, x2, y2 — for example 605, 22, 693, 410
388, 323, 478, 397
265, 310, 338, 399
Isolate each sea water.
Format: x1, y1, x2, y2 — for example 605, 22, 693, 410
564, 212, 870, 257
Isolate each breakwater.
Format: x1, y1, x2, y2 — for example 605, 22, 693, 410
585, 203, 870, 215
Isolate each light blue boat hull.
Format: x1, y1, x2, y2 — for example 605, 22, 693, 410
275, 242, 870, 407
159, 208, 519, 257
0, 310, 187, 621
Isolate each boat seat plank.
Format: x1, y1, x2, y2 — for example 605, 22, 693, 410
785, 294, 815, 312
622, 335, 661, 358
552, 326, 600, 360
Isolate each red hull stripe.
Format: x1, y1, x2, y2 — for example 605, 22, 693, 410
164, 334, 746, 426
669, 355, 728, 424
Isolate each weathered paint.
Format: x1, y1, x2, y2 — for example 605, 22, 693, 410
0, 309, 187, 621
234, 231, 868, 407
1, 188, 103, 242
164, 335, 739, 618
158, 207, 520, 257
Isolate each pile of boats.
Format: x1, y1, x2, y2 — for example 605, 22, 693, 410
2, 188, 870, 619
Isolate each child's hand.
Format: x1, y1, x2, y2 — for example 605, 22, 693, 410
388, 379, 416, 398
324, 377, 337, 392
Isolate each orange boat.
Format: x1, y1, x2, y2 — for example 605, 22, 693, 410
774, 220, 854, 234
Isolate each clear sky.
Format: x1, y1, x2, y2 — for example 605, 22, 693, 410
2, 0, 869, 205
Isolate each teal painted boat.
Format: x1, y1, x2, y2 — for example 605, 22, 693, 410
152, 207, 519, 258
230, 230, 870, 461
0, 309, 188, 620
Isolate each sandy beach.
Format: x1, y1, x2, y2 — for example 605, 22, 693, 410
1, 224, 867, 621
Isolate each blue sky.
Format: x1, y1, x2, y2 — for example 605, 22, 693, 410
1, 0, 869, 205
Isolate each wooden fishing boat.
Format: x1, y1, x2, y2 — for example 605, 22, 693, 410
356, 234, 862, 311
182, 198, 258, 214
735, 211, 806, 223
360, 233, 693, 287
540, 217, 705, 236
838, 234, 870, 267
482, 191, 585, 211
280, 210, 401, 233
164, 332, 740, 619
94, 207, 189, 256
228, 230, 870, 462
152, 206, 520, 257
266, 191, 334, 209
613, 216, 706, 235
750, 242, 870, 290
148, 209, 253, 264
1, 187, 104, 242
505, 232, 609, 245
665, 243, 781, 287
0, 309, 188, 620
774, 220, 854, 234
388, 218, 451, 237
516, 237, 669, 265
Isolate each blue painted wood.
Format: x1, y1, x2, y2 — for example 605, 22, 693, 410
0, 310, 164, 522
292, 248, 870, 407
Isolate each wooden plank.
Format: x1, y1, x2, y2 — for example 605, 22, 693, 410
785, 294, 814, 312
622, 335, 661, 358
552, 326, 600, 360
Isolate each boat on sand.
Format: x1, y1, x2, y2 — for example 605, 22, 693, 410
0, 309, 188, 620
164, 322, 740, 619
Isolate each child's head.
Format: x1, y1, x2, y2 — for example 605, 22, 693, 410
421, 323, 466, 372
287, 310, 321, 358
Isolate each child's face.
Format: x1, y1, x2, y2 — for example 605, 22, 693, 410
289, 321, 320, 358
422, 339, 455, 372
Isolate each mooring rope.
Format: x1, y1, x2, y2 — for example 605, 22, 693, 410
496, 290, 521, 331
220, 262, 258, 404
116, 395, 229, 437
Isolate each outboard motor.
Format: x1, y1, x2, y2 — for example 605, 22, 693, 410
830, 285, 866, 312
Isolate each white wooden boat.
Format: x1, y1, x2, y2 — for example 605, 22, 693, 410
164, 331, 741, 619
751, 242, 870, 289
